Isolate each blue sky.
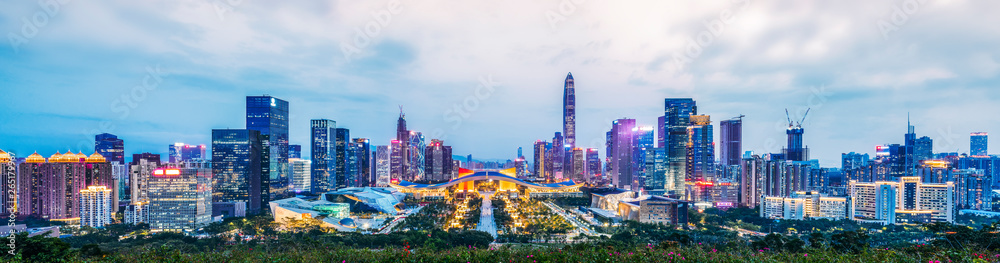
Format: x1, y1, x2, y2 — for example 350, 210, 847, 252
1, 0, 999, 166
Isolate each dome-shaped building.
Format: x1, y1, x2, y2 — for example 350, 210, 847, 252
25, 152, 46, 163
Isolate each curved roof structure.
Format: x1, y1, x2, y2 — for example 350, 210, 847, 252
392, 170, 581, 190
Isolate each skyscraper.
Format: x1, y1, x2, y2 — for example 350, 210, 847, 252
915, 136, 934, 162
586, 148, 601, 182
310, 119, 336, 194
130, 154, 161, 205
664, 98, 696, 197
632, 126, 654, 191
390, 140, 405, 180
610, 119, 636, 189
687, 115, 715, 182
95, 133, 124, 165
148, 167, 212, 232
16, 151, 113, 220
407, 131, 426, 182
972, 132, 988, 156
353, 138, 372, 187
246, 96, 290, 200
719, 117, 743, 167
552, 132, 565, 182
289, 145, 301, 159
424, 139, 453, 182
563, 72, 576, 148
169, 143, 207, 163
396, 108, 409, 179
211, 129, 266, 215
289, 158, 311, 193
375, 145, 391, 187
79, 185, 113, 228
335, 128, 350, 188
533, 140, 547, 180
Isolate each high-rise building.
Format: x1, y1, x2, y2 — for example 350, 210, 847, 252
289, 145, 302, 159
169, 143, 207, 163
407, 131, 426, 182
148, 167, 212, 232
130, 154, 161, 205
850, 178, 954, 224
79, 186, 113, 228
335, 128, 350, 188
610, 119, 636, 189
719, 118, 742, 167
740, 152, 764, 208
246, 95, 290, 201
0, 150, 14, 217
345, 141, 359, 187
632, 126, 654, 191
211, 129, 266, 215
571, 148, 585, 182
686, 115, 714, 183
971, 132, 989, 156
390, 140, 405, 181
424, 139, 453, 182
310, 119, 337, 194
841, 152, 870, 182
396, 109, 409, 180
353, 138, 372, 187
290, 158, 311, 193
664, 98, 696, 197
644, 147, 666, 192
95, 133, 124, 165
533, 140, 548, 180
563, 72, 576, 148
552, 132, 565, 182
915, 136, 934, 162
375, 145, 391, 187
586, 148, 601, 182
955, 169, 993, 211
16, 151, 113, 220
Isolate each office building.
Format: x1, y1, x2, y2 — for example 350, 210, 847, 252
533, 140, 549, 181
288, 145, 301, 159
130, 154, 161, 204
353, 138, 372, 187
740, 152, 764, 208
914, 137, 934, 162
390, 140, 405, 181
407, 131, 426, 182
290, 158, 311, 193
124, 202, 148, 225
79, 186, 113, 228
310, 119, 337, 194
586, 148, 601, 182
563, 72, 576, 148
609, 119, 636, 189
334, 128, 350, 188
148, 168, 212, 232
375, 145, 391, 187
212, 129, 266, 215
246, 95, 290, 200
552, 132, 565, 181
632, 126, 654, 191
850, 178, 954, 225
972, 132, 988, 156
664, 98, 697, 197
95, 133, 124, 165
424, 139, 453, 182
719, 117, 743, 167
169, 143, 206, 163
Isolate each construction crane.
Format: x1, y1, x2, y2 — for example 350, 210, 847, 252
785, 108, 811, 128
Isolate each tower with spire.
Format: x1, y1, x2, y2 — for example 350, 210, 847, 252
563, 73, 576, 148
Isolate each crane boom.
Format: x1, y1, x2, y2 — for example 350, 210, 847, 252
799, 108, 811, 126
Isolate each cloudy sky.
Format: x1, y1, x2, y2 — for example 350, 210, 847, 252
1, 0, 998, 166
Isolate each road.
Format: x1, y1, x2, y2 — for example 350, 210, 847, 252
720, 225, 767, 237
476, 192, 498, 239
542, 201, 600, 237
377, 205, 425, 234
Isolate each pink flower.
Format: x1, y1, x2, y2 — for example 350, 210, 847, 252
804, 254, 808, 257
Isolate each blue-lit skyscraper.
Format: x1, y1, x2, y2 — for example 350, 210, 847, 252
95, 133, 124, 165
972, 132, 988, 156
664, 98, 696, 197
609, 119, 636, 189
289, 145, 301, 159
353, 138, 372, 187
310, 119, 336, 194
407, 131, 426, 181
335, 128, 350, 188
552, 132, 564, 182
246, 96, 289, 200
632, 126, 654, 190
686, 115, 714, 182
211, 129, 266, 215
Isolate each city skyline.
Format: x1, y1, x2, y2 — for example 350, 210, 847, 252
3, 1, 1000, 166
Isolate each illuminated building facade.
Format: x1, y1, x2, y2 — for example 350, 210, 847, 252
246, 95, 290, 201
760, 191, 848, 220
310, 119, 337, 194
212, 129, 266, 215
148, 168, 212, 232
424, 139, 453, 182
664, 98, 696, 197
971, 132, 988, 156
79, 185, 112, 228
95, 133, 124, 164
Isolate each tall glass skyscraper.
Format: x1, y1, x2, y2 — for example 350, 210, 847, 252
664, 98, 696, 197
610, 119, 636, 189
353, 138, 372, 187
719, 118, 743, 166
211, 129, 266, 215
971, 132, 988, 156
632, 126, 654, 190
552, 132, 564, 181
288, 145, 301, 159
246, 96, 289, 200
686, 115, 714, 182
95, 133, 124, 165
310, 119, 336, 194
335, 128, 350, 188
563, 72, 576, 147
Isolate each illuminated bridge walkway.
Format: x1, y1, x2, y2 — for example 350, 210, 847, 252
475, 192, 498, 239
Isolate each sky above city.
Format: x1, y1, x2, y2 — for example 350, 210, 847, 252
2, 0, 999, 166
